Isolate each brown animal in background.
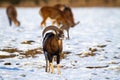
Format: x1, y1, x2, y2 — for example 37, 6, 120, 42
42, 26, 64, 74
40, 6, 69, 27
6, 5, 20, 26
40, 5, 71, 39
62, 5, 80, 27
54, 4, 80, 27
54, 4, 80, 39
40, 4, 79, 39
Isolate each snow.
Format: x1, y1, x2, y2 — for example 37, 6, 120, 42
0, 7, 120, 80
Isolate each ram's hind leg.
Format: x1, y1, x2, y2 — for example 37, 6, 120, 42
48, 56, 54, 74
47, 61, 50, 72
50, 63, 54, 74
44, 52, 48, 72
57, 54, 61, 74
57, 64, 61, 75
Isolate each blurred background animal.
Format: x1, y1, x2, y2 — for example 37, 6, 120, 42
40, 5, 69, 27
6, 5, 20, 26
40, 4, 79, 39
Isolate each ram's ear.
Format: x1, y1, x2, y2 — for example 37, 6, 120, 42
42, 26, 61, 37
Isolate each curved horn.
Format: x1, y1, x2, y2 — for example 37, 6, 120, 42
42, 26, 61, 37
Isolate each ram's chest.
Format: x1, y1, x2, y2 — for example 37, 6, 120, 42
58, 39, 62, 52
58, 40, 62, 46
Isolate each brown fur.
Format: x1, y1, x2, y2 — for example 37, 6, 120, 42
43, 33, 62, 74
40, 4, 79, 39
57, 4, 80, 39
40, 6, 69, 27
63, 6, 75, 27
6, 5, 20, 26
43, 26, 64, 74
54, 4, 65, 11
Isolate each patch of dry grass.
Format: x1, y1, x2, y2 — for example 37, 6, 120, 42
21, 48, 42, 58
0, 47, 42, 59
0, 48, 20, 53
0, 54, 16, 59
61, 51, 71, 59
21, 40, 35, 44
86, 65, 109, 69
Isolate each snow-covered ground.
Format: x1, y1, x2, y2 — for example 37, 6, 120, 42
0, 7, 120, 80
